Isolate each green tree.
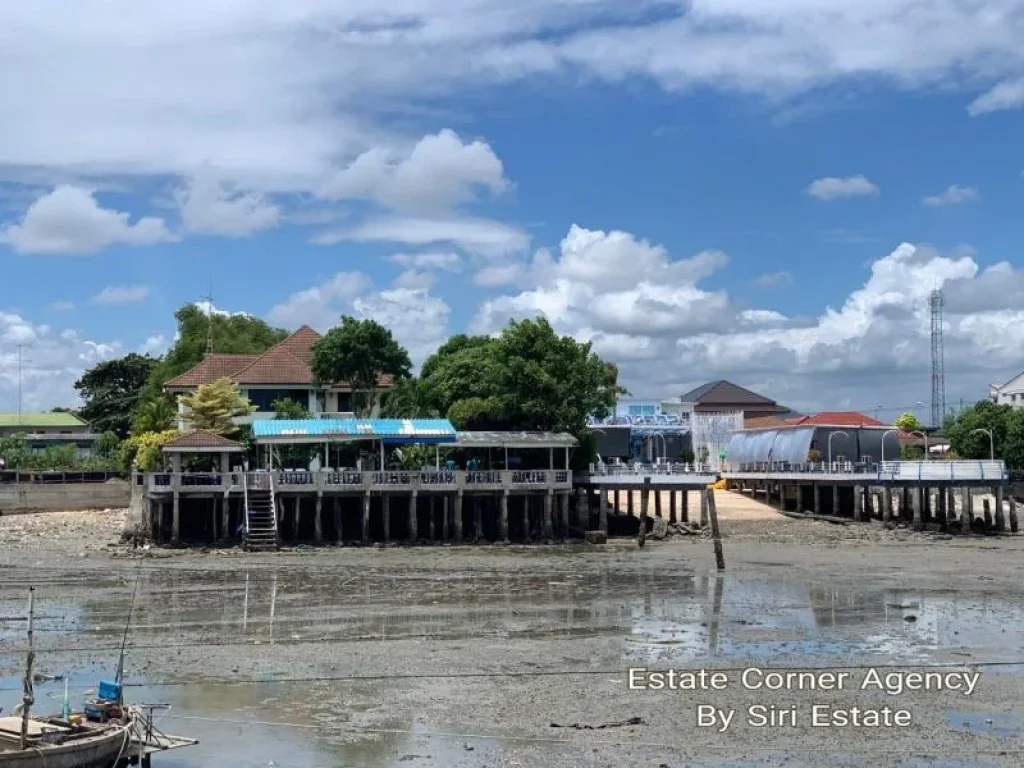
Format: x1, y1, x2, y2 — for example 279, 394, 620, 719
311, 317, 412, 416
132, 396, 177, 434
945, 400, 1023, 467
0, 433, 30, 469
179, 378, 255, 435
94, 431, 121, 459
74, 353, 158, 438
118, 429, 180, 471
143, 304, 288, 400
894, 412, 925, 433
380, 378, 442, 418
271, 397, 310, 420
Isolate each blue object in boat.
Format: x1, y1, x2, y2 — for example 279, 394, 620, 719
98, 680, 121, 702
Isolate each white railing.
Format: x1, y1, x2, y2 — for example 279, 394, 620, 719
588, 462, 715, 476
724, 460, 1009, 482
315, 412, 357, 420
148, 469, 573, 492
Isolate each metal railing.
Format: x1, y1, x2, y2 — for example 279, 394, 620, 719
0, 470, 127, 485
724, 460, 1009, 482
147, 469, 573, 492
588, 462, 715, 476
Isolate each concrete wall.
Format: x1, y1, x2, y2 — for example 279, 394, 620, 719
0, 480, 131, 514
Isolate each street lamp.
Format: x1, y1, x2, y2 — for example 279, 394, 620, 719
908, 430, 929, 460
880, 428, 899, 463
971, 428, 995, 461
827, 430, 850, 470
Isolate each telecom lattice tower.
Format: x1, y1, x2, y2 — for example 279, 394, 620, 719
930, 289, 946, 429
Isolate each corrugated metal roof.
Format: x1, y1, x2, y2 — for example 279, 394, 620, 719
440, 431, 580, 449
252, 418, 455, 443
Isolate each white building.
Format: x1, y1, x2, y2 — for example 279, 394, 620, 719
990, 371, 1024, 408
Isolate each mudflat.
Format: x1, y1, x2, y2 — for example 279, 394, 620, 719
1, 502, 1022, 767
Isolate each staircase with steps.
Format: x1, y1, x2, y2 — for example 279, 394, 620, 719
244, 473, 279, 551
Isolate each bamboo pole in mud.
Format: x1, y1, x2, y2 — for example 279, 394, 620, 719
637, 477, 650, 548
20, 587, 35, 750
707, 489, 726, 571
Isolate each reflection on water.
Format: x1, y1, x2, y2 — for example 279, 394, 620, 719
2, 562, 1024, 767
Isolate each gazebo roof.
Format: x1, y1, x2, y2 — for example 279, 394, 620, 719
162, 430, 244, 453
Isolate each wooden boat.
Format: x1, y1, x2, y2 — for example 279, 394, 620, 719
0, 714, 134, 767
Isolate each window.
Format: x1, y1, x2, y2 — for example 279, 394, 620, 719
246, 389, 310, 412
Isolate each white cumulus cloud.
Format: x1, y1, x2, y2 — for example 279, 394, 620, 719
176, 177, 280, 237
921, 185, 981, 207
0, 186, 174, 255
806, 175, 880, 201
92, 285, 150, 305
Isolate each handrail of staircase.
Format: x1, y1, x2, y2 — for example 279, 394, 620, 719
242, 471, 250, 536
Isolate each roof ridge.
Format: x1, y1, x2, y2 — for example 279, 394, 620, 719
230, 344, 311, 381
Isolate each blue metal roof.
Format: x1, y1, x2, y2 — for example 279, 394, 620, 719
252, 418, 456, 444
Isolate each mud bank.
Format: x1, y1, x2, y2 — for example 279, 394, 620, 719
1, 510, 1023, 767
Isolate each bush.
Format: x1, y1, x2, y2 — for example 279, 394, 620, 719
118, 430, 180, 471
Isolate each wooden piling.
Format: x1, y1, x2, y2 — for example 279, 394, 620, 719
882, 487, 892, 524
669, 491, 677, 523
994, 486, 1006, 532
560, 492, 570, 541
637, 477, 650, 548
912, 487, 923, 531
961, 487, 971, 533
172, 491, 180, 544
315, 492, 323, 543
937, 487, 947, 528
454, 490, 464, 542
500, 491, 509, 542
813, 484, 821, 515
221, 494, 229, 540
210, 497, 218, 542
853, 485, 863, 522
473, 494, 483, 543
293, 496, 301, 544
706, 489, 725, 571
700, 487, 709, 527
614, 489, 620, 513
983, 497, 992, 529
334, 496, 342, 543
627, 489, 634, 516
362, 492, 371, 543
442, 495, 450, 542
654, 489, 662, 518
544, 491, 554, 541
408, 490, 418, 544
523, 495, 532, 543
599, 487, 608, 534
1009, 496, 1019, 534
681, 490, 689, 523
428, 495, 436, 543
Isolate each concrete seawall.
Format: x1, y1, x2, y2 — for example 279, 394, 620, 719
0, 480, 131, 514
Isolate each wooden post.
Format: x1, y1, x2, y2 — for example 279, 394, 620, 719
700, 488, 709, 526
222, 493, 230, 540
947, 488, 956, 526
707, 489, 725, 571
882, 488, 892, 524
681, 490, 689, 523
614, 489, 620, 514
961, 487, 971, 533
443, 495, 450, 542
983, 497, 992, 528
912, 487, 923, 531
853, 485, 863, 522
500, 491, 509, 542
544, 491, 554, 541
638, 477, 650, 548
654, 489, 662, 518
335, 495, 344, 544
937, 487, 947, 528
575, 487, 586, 530
211, 497, 218, 542
560, 492, 569, 541
473, 494, 483, 543
599, 487, 608, 534
408, 490, 418, 544
813, 484, 821, 515
669, 491, 677, 523
627, 489, 634, 516
383, 494, 391, 545
523, 495, 532, 542
172, 491, 180, 544
362, 492, 371, 543
429, 495, 436, 543
994, 486, 1006, 532
293, 496, 301, 544
315, 492, 323, 543
454, 490, 464, 542
832, 485, 840, 517
1009, 496, 1019, 534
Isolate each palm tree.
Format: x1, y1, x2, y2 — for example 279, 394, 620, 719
133, 397, 177, 434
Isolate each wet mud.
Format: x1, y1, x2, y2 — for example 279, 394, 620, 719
2, 516, 1023, 767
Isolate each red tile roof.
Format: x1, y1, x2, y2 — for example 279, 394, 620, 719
163, 326, 394, 390
164, 354, 261, 388
162, 430, 243, 451
743, 415, 791, 430
784, 411, 887, 428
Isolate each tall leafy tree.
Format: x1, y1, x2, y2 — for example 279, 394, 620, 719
74, 353, 159, 438
894, 412, 925, 433
132, 396, 177, 434
143, 304, 288, 399
311, 317, 412, 416
946, 400, 1024, 467
179, 378, 255, 435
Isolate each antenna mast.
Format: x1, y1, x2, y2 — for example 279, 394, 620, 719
930, 289, 946, 429
204, 284, 215, 356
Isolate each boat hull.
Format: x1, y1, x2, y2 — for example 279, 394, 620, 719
0, 720, 132, 768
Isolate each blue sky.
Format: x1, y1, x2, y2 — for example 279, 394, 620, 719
1, 1, 1023, 423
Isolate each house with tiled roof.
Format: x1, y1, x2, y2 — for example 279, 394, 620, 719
164, 326, 394, 424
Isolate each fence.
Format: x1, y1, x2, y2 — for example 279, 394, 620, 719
0, 470, 126, 485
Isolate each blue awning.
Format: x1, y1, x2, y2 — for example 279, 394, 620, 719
252, 418, 456, 445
